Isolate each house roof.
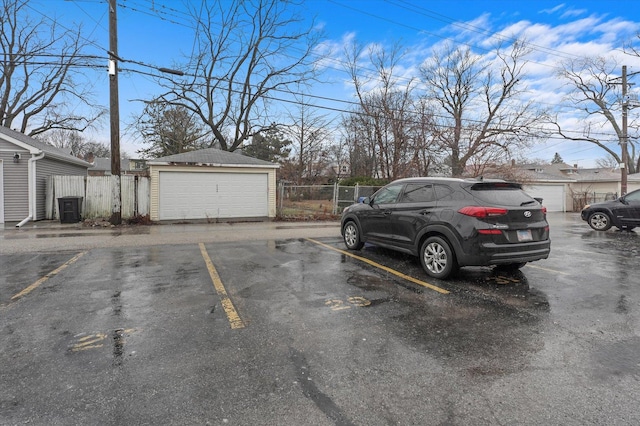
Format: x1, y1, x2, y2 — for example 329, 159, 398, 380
0, 126, 90, 167
93, 157, 112, 171
516, 164, 576, 182
516, 163, 631, 183
90, 157, 131, 172
148, 148, 279, 168
628, 172, 640, 182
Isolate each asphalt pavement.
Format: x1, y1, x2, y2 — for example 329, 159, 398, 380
0, 219, 342, 254
2, 213, 640, 425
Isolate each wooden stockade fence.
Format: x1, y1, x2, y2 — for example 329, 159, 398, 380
46, 175, 150, 220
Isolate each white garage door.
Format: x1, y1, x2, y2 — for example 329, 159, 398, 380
524, 185, 565, 212
159, 172, 268, 220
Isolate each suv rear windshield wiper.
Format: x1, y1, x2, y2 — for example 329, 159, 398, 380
520, 200, 537, 206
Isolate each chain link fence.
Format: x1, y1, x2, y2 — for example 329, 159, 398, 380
277, 183, 382, 219
571, 191, 618, 211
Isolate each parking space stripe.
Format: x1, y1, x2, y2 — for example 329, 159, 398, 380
305, 238, 450, 295
11, 251, 87, 301
199, 243, 245, 329
525, 264, 569, 275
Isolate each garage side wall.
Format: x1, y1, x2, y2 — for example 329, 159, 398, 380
149, 165, 277, 221
0, 142, 29, 221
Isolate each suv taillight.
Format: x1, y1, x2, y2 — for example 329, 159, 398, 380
458, 206, 508, 218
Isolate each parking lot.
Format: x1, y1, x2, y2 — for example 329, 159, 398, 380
1, 214, 639, 425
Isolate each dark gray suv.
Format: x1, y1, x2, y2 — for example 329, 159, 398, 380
580, 188, 640, 231
340, 177, 551, 279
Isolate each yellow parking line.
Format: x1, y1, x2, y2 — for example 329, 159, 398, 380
199, 243, 245, 329
525, 264, 569, 275
11, 251, 87, 300
305, 238, 450, 295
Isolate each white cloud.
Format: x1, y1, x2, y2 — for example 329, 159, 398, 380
539, 4, 566, 15
560, 8, 588, 19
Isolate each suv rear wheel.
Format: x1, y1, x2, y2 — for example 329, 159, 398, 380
420, 236, 458, 279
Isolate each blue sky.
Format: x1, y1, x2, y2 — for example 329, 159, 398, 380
25, 0, 640, 166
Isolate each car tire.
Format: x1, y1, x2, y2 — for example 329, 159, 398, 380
587, 212, 612, 231
420, 236, 458, 280
495, 262, 527, 271
343, 221, 364, 250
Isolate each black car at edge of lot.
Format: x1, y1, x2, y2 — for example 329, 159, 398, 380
340, 177, 551, 280
580, 188, 640, 231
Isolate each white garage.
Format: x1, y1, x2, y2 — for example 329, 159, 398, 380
524, 184, 567, 212
148, 148, 279, 222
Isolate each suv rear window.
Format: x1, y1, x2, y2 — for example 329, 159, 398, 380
469, 183, 534, 206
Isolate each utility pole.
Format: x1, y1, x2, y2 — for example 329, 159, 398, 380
621, 66, 629, 196
108, 0, 122, 225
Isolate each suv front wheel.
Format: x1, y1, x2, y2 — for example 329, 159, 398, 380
588, 211, 612, 231
420, 236, 458, 279
343, 221, 364, 250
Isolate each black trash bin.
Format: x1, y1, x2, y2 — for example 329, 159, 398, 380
58, 197, 83, 223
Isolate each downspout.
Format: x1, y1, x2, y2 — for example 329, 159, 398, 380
16, 152, 45, 228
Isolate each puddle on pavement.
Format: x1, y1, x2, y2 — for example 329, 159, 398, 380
112, 329, 125, 366
111, 291, 122, 316
3, 232, 123, 239
347, 272, 392, 292
275, 224, 337, 230
591, 337, 640, 380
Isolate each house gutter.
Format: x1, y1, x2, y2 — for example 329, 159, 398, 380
16, 151, 45, 227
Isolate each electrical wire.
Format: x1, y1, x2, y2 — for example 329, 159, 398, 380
14, 0, 638, 148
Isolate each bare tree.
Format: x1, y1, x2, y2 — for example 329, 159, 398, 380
282, 95, 332, 184
345, 41, 431, 180
151, 0, 322, 152
341, 111, 379, 178
408, 98, 442, 176
133, 102, 209, 158
420, 41, 547, 177
325, 136, 350, 182
555, 56, 638, 174
596, 154, 620, 169
0, 0, 104, 135
36, 129, 109, 158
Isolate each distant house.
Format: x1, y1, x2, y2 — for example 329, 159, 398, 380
126, 158, 149, 175
147, 148, 279, 221
87, 156, 148, 176
0, 126, 90, 226
476, 162, 640, 212
87, 157, 112, 176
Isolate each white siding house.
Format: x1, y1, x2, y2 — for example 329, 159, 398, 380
0, 126, 90, 226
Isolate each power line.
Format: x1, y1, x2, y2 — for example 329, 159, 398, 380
385, 0, 582, 61
5, 50, 624, 142
16, 1, 636, 150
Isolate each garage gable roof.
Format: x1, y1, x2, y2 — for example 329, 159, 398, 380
0, 126, 90, 168
148, 148, 278, 168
